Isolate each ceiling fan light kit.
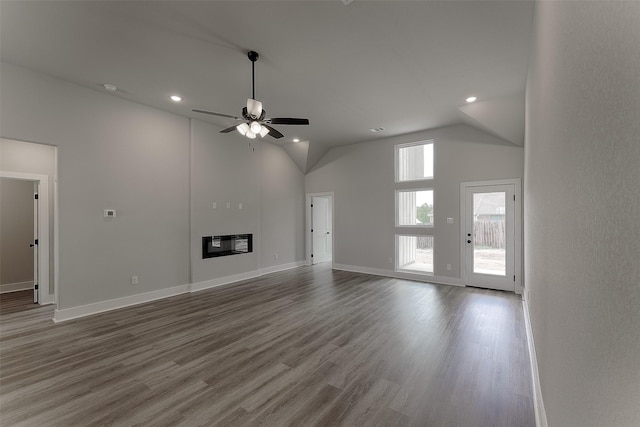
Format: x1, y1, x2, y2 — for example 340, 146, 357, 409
193, 50, 309, 140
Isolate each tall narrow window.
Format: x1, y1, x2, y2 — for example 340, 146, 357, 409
395, 140, 435, 276
396, 140, 434, 182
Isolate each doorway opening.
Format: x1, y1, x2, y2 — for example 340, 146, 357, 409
0, 172, 53, 305
306, 193, 334, 266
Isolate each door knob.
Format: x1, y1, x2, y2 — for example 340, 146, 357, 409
467, 240, 471, 244
29, 243, 36, 248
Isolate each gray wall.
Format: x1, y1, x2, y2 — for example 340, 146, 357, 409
305, 124, 523, 281
259, 141, 305, 268
525, 2, 640, 426
0, 138, 56, 293
0, 61, 305, 311
0, 179, 34, 286
0, 63, 191, 309
191, 119, 260, 282
190, 119, 304, 283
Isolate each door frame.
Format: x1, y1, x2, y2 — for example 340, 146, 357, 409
0, 171, 53, 304
306, 192, 334, 267
460, 178, 522, 294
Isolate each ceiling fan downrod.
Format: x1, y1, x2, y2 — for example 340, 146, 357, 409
248, 50, 259, 100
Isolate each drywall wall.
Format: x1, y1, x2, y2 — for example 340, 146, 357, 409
0, 179, 34, 287
525, 2, 640, 426
0, 62, 191, 309
305, 124, 523, 281
190, 120, 306, 284
259, 141, 305, 268
0, 139, 56, 294
1, 62, 306, 313
190, 119, 260, 282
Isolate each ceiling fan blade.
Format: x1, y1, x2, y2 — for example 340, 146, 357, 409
192, 109, 243, 120
220, 125, 239, 133
266, 118, 310, 125
263, 124, 284, 139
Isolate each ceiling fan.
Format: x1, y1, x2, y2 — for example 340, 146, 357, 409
193, 50, 309, 140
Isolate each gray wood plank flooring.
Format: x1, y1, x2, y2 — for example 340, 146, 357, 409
0, 266, 535, 426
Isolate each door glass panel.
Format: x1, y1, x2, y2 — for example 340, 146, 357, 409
473, 192, 506, 276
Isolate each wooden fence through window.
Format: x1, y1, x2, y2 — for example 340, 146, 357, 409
473, 220, 505, 248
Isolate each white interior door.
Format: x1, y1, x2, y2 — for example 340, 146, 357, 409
464, 184, 515, 291
311, 196, 332, 264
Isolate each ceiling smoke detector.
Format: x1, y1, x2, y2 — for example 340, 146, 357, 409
103, 83, 117, 92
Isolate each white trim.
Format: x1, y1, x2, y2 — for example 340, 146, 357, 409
523, 295, 549, 427
259, 260, 306, 276
332, 263, 464, 287
190, 270, 260, 293
306, 192, 334, 267
460, 178, 523, 294
0, 171, 53, 304
54, 283, 191, 323
53, 262, 305, 322
0, 281, 34, 294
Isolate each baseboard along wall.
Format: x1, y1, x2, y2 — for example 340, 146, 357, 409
53, 261, 305, 323
0, 281, 34, 294
523, 295, 549, 427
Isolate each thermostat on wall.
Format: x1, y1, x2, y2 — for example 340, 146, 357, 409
104, 209, 116, 218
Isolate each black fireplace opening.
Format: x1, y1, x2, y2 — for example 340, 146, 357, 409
202, 234, 253, 258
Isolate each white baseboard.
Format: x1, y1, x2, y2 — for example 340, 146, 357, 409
332, 263, 465, 287
191, 261, 306, 293
54, 283, 191, 323
190, 270, 260, 293
54, 261, 305, 322
259, 260, 306, 276
523, 295, 548, 427
1, 281, 34, 294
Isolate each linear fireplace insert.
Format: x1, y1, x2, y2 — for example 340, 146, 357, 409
202, 234, 253, 258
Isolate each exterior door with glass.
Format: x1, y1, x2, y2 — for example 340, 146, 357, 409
464, 184, 515, 292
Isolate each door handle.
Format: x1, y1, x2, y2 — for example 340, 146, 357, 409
467, 240, 471, 244
29, 243, 36, 248
326, 232, 330, 235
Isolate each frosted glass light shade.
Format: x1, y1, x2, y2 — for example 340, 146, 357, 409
259, 126, 269, 137
236, 123, 249, 135
250, 121, 262, 134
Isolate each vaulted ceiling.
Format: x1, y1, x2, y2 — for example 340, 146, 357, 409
0, 1, 534, 172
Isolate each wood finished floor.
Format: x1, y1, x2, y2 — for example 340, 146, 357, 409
0, 266, 535, 426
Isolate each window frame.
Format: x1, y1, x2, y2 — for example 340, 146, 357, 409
395, 188, 435, 228
395, 234, 435, 275
394, 140, 434, 183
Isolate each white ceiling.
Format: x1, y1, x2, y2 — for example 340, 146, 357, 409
0, 1, 534, 172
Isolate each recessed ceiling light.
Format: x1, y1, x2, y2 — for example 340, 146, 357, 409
466, 96, 477, 103
370, 127, 385, 133
170, 95, 182, 102
293, 138, 300, 143
103, 83, 117, 92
